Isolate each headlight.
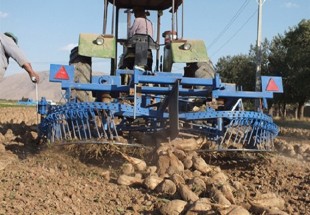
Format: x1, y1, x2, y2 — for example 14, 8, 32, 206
183, 42, 191, 50
95, 35, 104, 45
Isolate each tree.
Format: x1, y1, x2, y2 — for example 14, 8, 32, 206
249, 38, 271, 76
216, 55, 256, 91
215, 20, 310, 118
284, 19, 310, 118
269, 19, 310, 118
268, 34, 292, 116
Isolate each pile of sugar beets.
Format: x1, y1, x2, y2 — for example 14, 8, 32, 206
116, 137, 288, 215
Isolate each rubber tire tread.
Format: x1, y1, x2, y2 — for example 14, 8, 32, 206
69, 47, 93, 102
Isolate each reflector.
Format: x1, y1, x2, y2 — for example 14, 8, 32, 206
54, 66, 69, 80
266, 78, 279, 91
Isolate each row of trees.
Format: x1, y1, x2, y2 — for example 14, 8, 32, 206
215, 19, 310, 118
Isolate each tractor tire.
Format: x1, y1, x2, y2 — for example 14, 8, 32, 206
184, 61, 215, 92
183, 61, 216, 111
184, 61, 215, 79
194, 61, 215, 79
69, 47, 94, 102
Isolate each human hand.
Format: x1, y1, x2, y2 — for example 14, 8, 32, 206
29, 72, 40, 83
23, 63, 40, 83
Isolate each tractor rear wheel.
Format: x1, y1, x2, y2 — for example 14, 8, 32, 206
184, 61, 215, 79
69, 47, 93, 102
194, 61, 215, 79
183, 61, 217, 110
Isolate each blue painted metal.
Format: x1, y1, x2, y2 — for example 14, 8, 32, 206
38, 97, 49, 115
49, 64, 75, 83
261, 76, 284, 93
17, 98, 37, 106
38, 64, 283, 150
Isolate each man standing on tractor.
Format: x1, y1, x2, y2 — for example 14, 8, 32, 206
0, 32, 40, 83
129, 7, 153, 38
119, 7, 154, 71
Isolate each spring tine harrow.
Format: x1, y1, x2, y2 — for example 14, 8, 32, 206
214, 115, 277, 151
39, 101, 279, 151
38, 68, 282, 151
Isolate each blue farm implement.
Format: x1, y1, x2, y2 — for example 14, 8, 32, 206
37, 64, 283, 151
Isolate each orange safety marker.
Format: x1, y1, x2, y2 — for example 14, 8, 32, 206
266, 78, 279, 91
54, 66, 70, 80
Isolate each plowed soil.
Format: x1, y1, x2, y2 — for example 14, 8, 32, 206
0, 107, 309, 214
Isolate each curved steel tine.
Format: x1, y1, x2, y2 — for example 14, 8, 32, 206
109, 111, 120, 141
89, 108, 101, 138
98, 109, 108, 139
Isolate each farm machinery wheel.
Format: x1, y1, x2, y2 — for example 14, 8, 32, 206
184, 61, 215, 80
194, 61, 216, 79
69, 47, 93, 102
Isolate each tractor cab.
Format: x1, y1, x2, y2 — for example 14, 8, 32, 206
75, 0, 214, 77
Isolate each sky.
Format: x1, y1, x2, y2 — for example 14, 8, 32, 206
0, 0, 309, 77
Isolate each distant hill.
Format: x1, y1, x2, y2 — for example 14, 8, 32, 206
0, 71, 63, 102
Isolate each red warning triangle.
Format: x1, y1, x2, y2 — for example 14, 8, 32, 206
54, 66, 69, 80
266, 78, 279, 91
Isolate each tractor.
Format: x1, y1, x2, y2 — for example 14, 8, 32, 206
37, 0, 283, 151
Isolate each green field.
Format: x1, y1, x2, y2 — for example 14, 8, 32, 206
0, 99, 18, 107
0, 99, 36, 107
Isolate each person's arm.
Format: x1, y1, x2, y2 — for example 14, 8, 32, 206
2, 35, 39, 83
23, 63, 40, 83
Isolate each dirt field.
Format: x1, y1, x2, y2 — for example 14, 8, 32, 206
0, 107, 309, 215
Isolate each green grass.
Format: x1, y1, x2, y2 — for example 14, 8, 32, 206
0, 100, 18, 107
0, 99, 35, 108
